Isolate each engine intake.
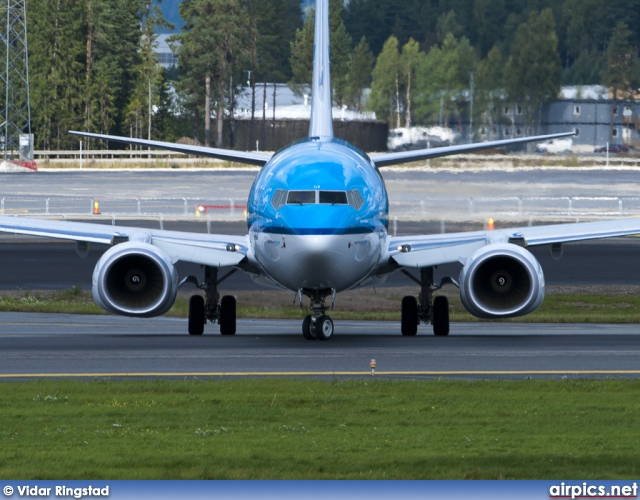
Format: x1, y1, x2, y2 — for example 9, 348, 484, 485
459, 243, 545, 319
92, 242, 178, 317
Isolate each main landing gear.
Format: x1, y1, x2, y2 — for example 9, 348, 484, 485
300, 288, 335, 341
400, 267, 456, 336
180, 266, 237, 336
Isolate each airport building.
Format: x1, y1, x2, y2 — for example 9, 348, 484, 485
465, 86, 640, 153
155, 34, 178, 69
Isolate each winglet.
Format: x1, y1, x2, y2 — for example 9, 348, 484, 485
308, 0, 333, 140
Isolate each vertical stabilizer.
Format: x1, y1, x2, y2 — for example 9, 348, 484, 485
308, 0, 334, 140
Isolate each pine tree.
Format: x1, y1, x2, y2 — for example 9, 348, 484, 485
289, 0, 352, 105
346, 37, 374, 111
331, 22, 353, 106
289, 9, 314, 92
124, 2, 173, 146
173, 0, 250, 147
81, 0, 145, 146
436, 11, 462, 43
28, 0, 86, 149
603, 21, 640, 102
504, 9, 561, 128
153, 69, 177, 141
602, 21, 640, 142
475, 44, 505, 139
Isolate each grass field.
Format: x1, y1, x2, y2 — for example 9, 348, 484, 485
1, 378, 639, 479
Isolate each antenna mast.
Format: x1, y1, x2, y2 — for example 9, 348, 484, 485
0, 0, 32, 164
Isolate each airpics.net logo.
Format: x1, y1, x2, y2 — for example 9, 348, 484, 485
550, 482, 638, 499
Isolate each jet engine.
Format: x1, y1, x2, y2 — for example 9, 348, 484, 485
92, 242, 178, 317
459, 243, 544, 319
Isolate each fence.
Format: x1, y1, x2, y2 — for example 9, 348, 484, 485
2, 194, 640, 220
33, 150, 640, 167
0, 196, 247, 219
389, 195, 640, 220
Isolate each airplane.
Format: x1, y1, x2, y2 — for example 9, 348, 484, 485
1, 0, 639, 340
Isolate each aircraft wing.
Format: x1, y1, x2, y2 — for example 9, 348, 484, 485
371, 132, 576, 167
388, 218, 640, 269
69, 131, 272, 167
0, 216, 249, 268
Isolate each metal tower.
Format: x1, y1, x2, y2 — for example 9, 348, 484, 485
0, 0, 32, 163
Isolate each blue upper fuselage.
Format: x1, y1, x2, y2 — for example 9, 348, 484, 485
247, 138, 389, 235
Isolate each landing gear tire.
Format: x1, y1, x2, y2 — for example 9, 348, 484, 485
401, 295, 419, 336
219, 295, 236, 335
188, 295, 205, 336
302, 315, 316, 340
432, 296, 450, 336
315, 315, 334, 340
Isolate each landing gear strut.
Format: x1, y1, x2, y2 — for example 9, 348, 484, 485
401, 267, 452, 336
300, 288, 335, 340
182, 266, 237, 335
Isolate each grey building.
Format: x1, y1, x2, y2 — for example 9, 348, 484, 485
472, 85, 640, 153
446, 86, 640, 152
541, 98, 639, 151
155, 34, 178, 69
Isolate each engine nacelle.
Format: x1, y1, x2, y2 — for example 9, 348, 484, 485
459, 243, 545, 319
92, 242, 178, 317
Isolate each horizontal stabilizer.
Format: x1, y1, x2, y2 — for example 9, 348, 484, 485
372, 131, 576, 167
69, 131, 272, 167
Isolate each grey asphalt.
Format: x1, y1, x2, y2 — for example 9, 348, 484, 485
1, 312, 639, 378
5, 168, 640, 199
5, 168, 640, 220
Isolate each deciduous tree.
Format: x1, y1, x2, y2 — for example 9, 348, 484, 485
368, 36, 401, 126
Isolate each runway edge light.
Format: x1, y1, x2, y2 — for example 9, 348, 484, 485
370, 359, 376, 376
93, 199, 100, 215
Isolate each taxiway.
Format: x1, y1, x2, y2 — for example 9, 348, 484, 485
1, 313, 639, 378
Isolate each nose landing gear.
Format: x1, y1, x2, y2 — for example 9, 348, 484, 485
300, 288, 335, 340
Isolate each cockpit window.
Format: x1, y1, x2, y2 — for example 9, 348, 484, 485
287, 191, 316, 204
347, 190, 364, 210
319, 191, 348, 205
274, 189, 363, 209
271, 189, 286, 209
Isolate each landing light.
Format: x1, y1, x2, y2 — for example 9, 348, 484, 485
397, 244, 411, 253
226, 243, 240, 252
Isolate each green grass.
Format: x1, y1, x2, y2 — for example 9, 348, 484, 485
1, 378, 639, 479
2, 288, 640, 323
